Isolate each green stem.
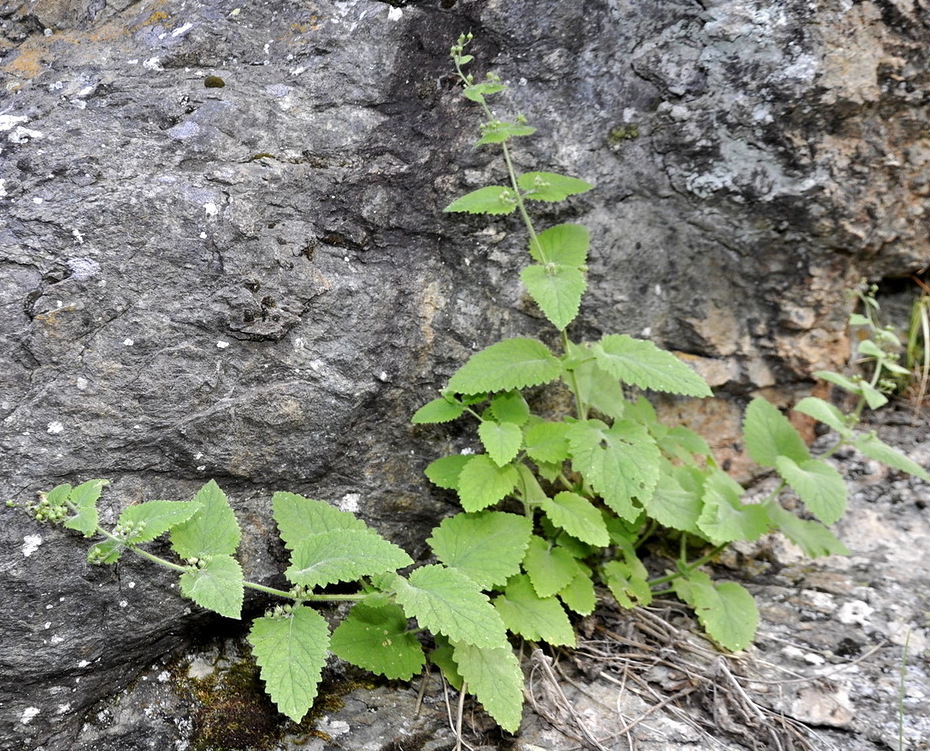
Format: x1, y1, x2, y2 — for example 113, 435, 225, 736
647, 543, 728, 588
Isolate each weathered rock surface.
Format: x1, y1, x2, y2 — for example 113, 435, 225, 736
1, 0, 928, 748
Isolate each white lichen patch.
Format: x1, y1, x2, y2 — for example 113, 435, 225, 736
47, 421, 64, 434
0, 114, 29, 131
20, 707, 40, 725
338, 493, 360, 514
22, 534, 43, 557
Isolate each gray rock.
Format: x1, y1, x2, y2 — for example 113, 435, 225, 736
1, 0, 928, 748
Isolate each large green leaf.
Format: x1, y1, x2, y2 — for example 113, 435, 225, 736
742, 397, 811, 468
592, 335, 711, 397
271, 492, 367, 550
478, 420, 524, 467
566, 419, 660, 521
457, 454, 519, 512
493, 574, 575, 646
774, 456, 847, 525
696, 469, 771, 544
765, 503, 850, 558
285, 529, 413, 588
412, 396, 466, 424
451, 642, 524, 733
424, 454, 471, 490
447, 338, 561, 395
428, 511, 533, 589
540, 492, 610, 546
391, 565, 509, 649
643, 466, 704, 536
330, 602, 425, 680
523, 536, 582, 598
674, 571, 758, 651
523, 419, 571, 464
444, 185, 518, 215
248, 606, 330, 723
517, 173, 593, 203
792, 396, 853, 437
489, 391, 530, 425
179, 555, 244, 619
521, 263, 586, 331
117, 500, 202, 545
171, 480, 241, 559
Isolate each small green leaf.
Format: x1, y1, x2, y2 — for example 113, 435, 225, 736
475, 121, 536, 145
528, 223, 589, 266
765, 503, 850, 557
444, 185, 518, 215
489, 391, 530, 425
592, 335, 712, 397
118, 500, 202, 545
272, 492, 367, 550
451, 642, 524, 733
285, 529, 413, 588
696, 469, 771, 544
792, 397, 853, 437
412, 396, 466, 424
570, 360, 627, 420
854, 433, 930, 481
515, 463, 548, 506
643, 466, 704, 535
248, 606, 330, 723
457, 454, 519, 512
558, 567, 596, 615
567, 419, 660, 521
462, 81, 504, 103
428, 511, 533, 589
391, 565, 509, 649
742, 397, 811, 468
540, 492, 610, 546
179, 555, 244, 619
330, 602, 425, 680
63, 479, 107, 536
493, 574, 575, 646
447, 338, 561, 395
521, 263, 586, 331
478, 420, 523, 467
430, 635, 464, 690
523, 536, 581, 598
87, 538, 123, 564
774, 456, 847, 525
171, 480, 241, 559
674, 571, 758, 651
517, 172, 593, 202
602, 550, 652, 609
424, 454, 472, 490
814, 371, 889, 409
523, 419, 571, 465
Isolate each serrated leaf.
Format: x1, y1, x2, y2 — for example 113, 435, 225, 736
412, 396, 466, 424
248, 607, 329, 723
493, 574, 575, 646
428, 511, 533, 589
462, 81, 504, 103
540, 492, 610, 546
558, 567, 596, 615
457, 454, 519, 512
523, 536, 581, 598
523, 419, 571, 464
566, 419, 660, 521
285, 528, 413, 588
430, 635, 464, 690
602, 559, 652, 609
118, 500, 201, 545
447, 338, 561, 395
478, 421, 523, 467
854, 433, 930, 481
272, 492, 367, 550
658, 426, 713, 464
592, 335, 712, 397
570, 359, 627, 421
742, 397, 811, 468
643, 466, 704, 535
696, 469, 771, 544
765, 503, 850, 557
392, 565, 508, 648
330, 602, 425, 680
63, 479, 107, 536
521, 263, 586, 331
451, 642, 524, 732
179, 555, 244, 619
774, 456, 847, 525
444, 185, 518, 215
87, 538, 123, 564
528, 223, 589, 265
517, 172, 593, 202
171, 480, 241, 559
792, 397, 853, 437
475, 121, 536, 145
814, 371, 889, 409
674, 572, 758, 651
424, 454, 471, 490
489, 391, 530, 425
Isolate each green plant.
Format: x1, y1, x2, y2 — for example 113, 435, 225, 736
21, 37, 930, 737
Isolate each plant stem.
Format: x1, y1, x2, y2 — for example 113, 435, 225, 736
647, 543, 728, 588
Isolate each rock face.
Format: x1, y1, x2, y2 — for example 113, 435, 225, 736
0, 0, 928, 747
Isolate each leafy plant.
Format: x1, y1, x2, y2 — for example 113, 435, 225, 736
414, 32, 930, 671
19, 36, 930, 737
